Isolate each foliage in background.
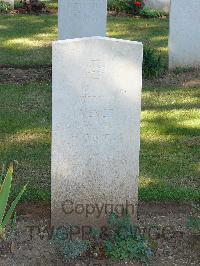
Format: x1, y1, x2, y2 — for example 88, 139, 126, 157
15, 0, 48, 14
108, 0, 144, 14
143, 46, 166, 78
14, 0, 24, 9
0, 1, 11, 13
108, 0, 165, 17
129, 0, 144, 15
103, 213, 152, 263
140, 7, 167, 18
0, 163, 26, 240
107, 0, 130, 13
42, 0, 57, 10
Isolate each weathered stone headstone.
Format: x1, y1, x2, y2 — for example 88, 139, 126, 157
58, 0, 107, 40
144, 0, 170, 12
169, 0, 200, 68
52, 37, 143, 230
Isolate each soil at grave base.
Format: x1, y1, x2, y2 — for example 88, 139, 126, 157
0, 66, 200, 88
0, 66, 51, 85
0, 202, 199, 266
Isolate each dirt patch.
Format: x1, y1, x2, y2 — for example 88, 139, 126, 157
0, 202, 199, 266
107, 11, 133, 17
144, 68, 200, 88
0, 66, 51, 85
17, 202, 50, 220
1, 67, 200, 88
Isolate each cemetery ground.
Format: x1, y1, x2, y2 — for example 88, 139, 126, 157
0, 14, 199, 265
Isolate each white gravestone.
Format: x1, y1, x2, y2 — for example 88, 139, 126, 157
144, 0, 170, 13
52, 37, 143, 230
58, 0, 107, 40
169, 0, 200, 68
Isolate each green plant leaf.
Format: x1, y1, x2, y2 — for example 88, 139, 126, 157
0, 163, 5, 184
0, 165, 13, 224
2, 184, 27, 228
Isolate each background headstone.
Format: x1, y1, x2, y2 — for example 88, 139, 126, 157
144, 0, 170, 12
169, 0, 200, 68
52, 37, 143, 228
58, 0, 107, 40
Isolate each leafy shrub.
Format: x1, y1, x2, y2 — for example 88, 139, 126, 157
140, 7, 167, 18
108, 0, 144, 14
0, 1, 11, 13
103, 213, 152, 263
143, 46, 166, 79
173, 67, 193, 75
129, 0, 144, 15
14, 0, 24, 9
108, 0, 168, 18
107, 0, 130, 13
52, 226, 90, 262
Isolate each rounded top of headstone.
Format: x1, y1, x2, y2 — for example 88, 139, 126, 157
53, 36, 143, 47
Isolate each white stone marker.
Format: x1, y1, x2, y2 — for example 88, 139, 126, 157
144, 0, 170, 13
52, 37, 143, 229
169, 0, 200, 68
58, 0, 107, 40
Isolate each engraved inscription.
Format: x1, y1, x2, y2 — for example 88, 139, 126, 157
85, 60, 105, 79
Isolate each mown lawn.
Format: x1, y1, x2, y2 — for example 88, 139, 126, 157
0, 15, 168, 66
0, 84, 199, 202
0, 84, 51, 200
0, 13, 199, 202
140, 87, 200, 201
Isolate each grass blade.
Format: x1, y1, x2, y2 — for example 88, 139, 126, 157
2, 184, 27, 227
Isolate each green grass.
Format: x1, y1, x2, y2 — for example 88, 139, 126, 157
0, 14, 199, 202
0, 15, 57, 66
42, 0, 58, 9
0, 84, 199, 202
0, 84, 51, 200
140, 87, 200, 201
0, 15, 168, 66
108, 17, 168, 58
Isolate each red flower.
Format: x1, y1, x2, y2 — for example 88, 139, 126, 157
135, 1, 142, 7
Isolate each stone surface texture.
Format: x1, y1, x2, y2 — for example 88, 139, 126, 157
169, 0, 200, 68
58, 0, 107, 40
144, 0, 170, 12
52, 37, 143, 228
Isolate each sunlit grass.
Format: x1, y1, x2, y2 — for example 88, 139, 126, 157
0, 84, 199, 202
140, 87, 200, 196
0, 13, 198, 202
42, 0, 58, 9
0, 15, 168, 66
0, 84, 51, 193
0, 15, 57, 66
108, 17, 168, 58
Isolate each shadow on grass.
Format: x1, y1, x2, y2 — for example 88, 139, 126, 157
107, 17, 169, 52
0, 15, 57, 65
1, 82, 199, 202
0, 15, 169, 66
140, 86, 200, 200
